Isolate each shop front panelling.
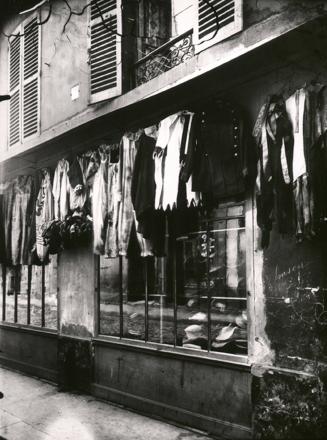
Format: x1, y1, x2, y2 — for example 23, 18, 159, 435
0, 325, 58, 382
92, 341, 252, 439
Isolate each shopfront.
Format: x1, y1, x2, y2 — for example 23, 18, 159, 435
1, 16, 327, 439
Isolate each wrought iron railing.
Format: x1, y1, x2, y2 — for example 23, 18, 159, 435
134, 29, 195, 86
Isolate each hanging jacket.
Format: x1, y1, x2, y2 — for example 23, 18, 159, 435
0, 181, 13, 264
92, 149, 108, 255
192, 101, 254, 200
117, 130, 142, 256
131, 131, 156, 238
11, 175, 35, 266
254, 95, 294, 247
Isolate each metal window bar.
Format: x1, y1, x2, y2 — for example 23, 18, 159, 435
41, 264, 45, 327
27, 265, 32, 325
96, 255, 101, 335
206, 221, 212, 352
2, 265, 6, 322
173, 245, 178, 347
119, 256, 124, 338
144, 258, 149, 342
14, 273, 18, 323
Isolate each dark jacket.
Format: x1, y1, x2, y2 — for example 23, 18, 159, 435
131, 132, 156, 238
192, 101, 254, 199
254, 95, 294, 246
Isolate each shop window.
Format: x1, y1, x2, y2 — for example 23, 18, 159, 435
98, 200, 248, 357
8, 15, 40, 147
89, 0, 123, 103
0, 256, 58, 329
193, 0, 243, 53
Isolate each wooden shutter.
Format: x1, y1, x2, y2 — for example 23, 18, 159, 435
89, 0, 122, 103
9, 36, 21, 147
23, 17, 40, 139
194, 0, 243, 53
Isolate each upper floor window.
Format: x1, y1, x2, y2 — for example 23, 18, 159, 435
8, 16, 40, 147
135, 0, 243, 86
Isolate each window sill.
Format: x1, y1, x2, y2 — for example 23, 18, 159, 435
93, 335, 250, 371
0, 322, 57, 337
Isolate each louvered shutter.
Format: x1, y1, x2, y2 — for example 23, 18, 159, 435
9, 36, 21, 147
23, 17, 40, 139
89, 0, 122, 103
194, 0, 243, 53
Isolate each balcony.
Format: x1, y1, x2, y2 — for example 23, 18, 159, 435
134, 29, 195, 87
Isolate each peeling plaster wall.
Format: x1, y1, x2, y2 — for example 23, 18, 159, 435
244, 0, 327, 27
58, 245, 95, 338
40, 0, 89, 132
229, 37, 327, 440
231, 50, 327, 371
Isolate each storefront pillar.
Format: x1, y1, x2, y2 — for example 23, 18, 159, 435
57, 245, 96, 392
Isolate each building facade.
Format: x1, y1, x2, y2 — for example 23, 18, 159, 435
1, 1, 327, 438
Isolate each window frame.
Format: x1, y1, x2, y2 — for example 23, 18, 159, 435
7, 12, 41, 149
193, 0, 243, 54
95, 196, 253, 365
0, 262, 58, 331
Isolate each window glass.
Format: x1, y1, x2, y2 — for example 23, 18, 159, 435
44, 256, 58, 329
123, 255, 146, 340
99, 256, 121, 336
1, 261, 58, 329
17, 265, 29, 325
30, 266, 42, 326
98, 200, 247, 356
177, 202, 247, 353
5, 267, 16, 323
148, 256, 174, 345
0, 267, 3, 320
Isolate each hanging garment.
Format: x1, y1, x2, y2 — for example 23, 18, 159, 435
68, 157, 85, 212
79, 150, 100, 215
131, 131, 156, 237
178, 112, 201, 207
286, 88, 317, 240
133, 211, 153, 257
193, 101, 254, 199
308, 129, 327, 232
316, 85, 327, 137
158, 113, 185, 210
286, 89, 307, 181
304, 84, 327, 235
34, 169, 54, 262
92, 150, 108, 255
0, 194, 5, 264
68, 151, 100, 214
53, 159, 70, 221
11, 175, 35, 266
293, 174, 314, 240
253, 95, 294, 247
153, 147, 165, 209
0, 181, 13, 264
117, 131, 142, 256
105, 162, 120, 258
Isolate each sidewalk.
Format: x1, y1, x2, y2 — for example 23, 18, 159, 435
0, 367, 215, 440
